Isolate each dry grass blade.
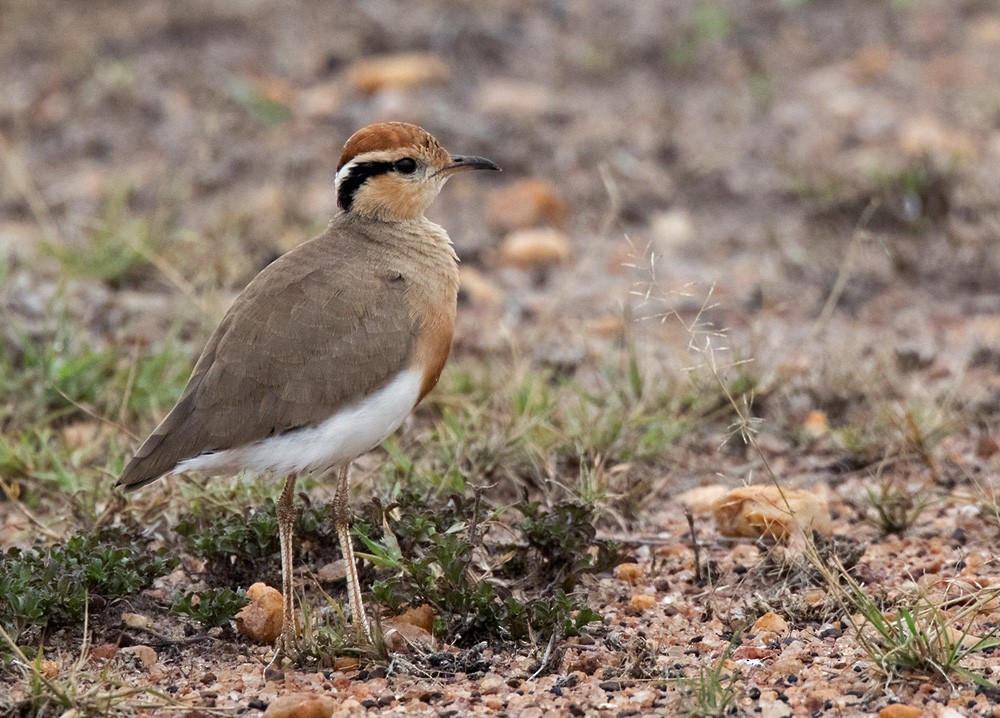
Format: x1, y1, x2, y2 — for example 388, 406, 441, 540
635, 239, 1000, 693
813, 198, 880, 335
0, 131, 61, 245
0, 613, 191, 717
0, 476, 62, 541
676, 640, 740, 717
802, 546, 1000, 687
863, 478, 936, 535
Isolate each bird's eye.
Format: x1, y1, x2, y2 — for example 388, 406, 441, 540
394, 158, 418, 174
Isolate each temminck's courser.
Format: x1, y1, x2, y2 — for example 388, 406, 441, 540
116, 122, 500, 663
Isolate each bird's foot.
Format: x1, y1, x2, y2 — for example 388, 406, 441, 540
263, 650, 287, 682
354, 620, 373, 646
264, 629, 299, 680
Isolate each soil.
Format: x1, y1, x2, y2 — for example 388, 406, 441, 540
2, 1, 1000, 716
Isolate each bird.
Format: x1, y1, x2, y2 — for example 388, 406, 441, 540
116, 122, 500, 661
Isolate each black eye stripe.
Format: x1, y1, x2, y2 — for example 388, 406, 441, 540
337, 160, 395, 211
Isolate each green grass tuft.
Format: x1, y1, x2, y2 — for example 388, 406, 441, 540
44, 183, 163, 289
677, 641, 740, 717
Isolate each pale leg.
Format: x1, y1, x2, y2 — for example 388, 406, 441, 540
275, 472, 299, 655
334, 464, 371, 641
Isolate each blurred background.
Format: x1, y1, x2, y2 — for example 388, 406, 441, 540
4, 4, 1000, 708
1, 0, 999, 503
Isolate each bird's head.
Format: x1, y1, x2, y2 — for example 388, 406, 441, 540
334, 122, 500, 222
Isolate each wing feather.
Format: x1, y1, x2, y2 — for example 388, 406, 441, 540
117, 232, 415, 489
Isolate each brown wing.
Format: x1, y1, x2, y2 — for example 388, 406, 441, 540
116, 232, 416, 490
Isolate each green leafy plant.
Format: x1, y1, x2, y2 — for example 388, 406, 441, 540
175, 499, 341, 587
175, 503, 280, 585
172, 588, 248, 628
355, 490, 616, 648
515, 500, 623, 591
0, 527, 178, 642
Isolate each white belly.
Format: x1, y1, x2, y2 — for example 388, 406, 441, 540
176, 369, 422, 477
